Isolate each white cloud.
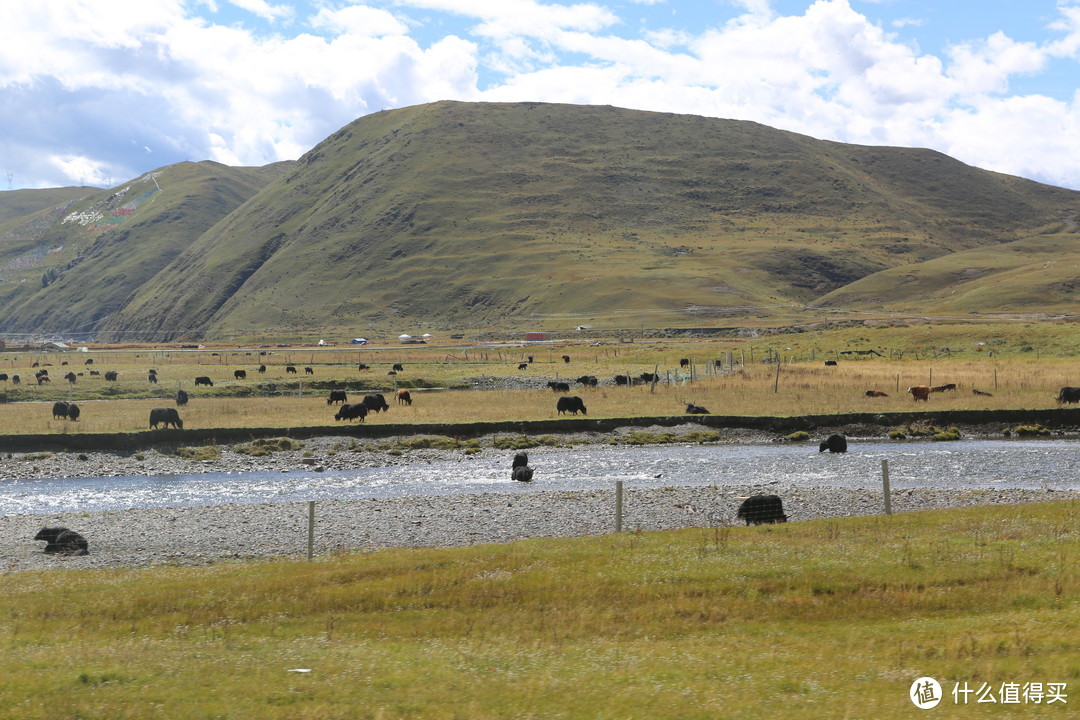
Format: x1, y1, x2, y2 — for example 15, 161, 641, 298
226, 0, 293, 23
3, 0, 1080, 191
310, 5, 410, 37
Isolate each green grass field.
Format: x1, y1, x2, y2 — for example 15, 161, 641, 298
1, 501, 1076, 719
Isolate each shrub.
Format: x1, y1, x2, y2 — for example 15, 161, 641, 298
788, 431, 811, 442
175, 445, 222, 461
235, 437, 303, 456
1012, 425, 1051, 437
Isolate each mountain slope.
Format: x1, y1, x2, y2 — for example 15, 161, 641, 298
99, 101, 1079, 339
0, 161, 292, 335
3, 101, 1078, 339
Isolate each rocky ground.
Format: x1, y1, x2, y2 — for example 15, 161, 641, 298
2, 425, 1077, 573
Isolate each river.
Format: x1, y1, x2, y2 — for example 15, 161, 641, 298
3, 438, 1079, 516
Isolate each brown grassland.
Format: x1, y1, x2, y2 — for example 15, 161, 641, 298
1, 321, 1079, 434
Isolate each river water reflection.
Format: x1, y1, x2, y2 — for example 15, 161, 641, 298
2, 438, 1078, 516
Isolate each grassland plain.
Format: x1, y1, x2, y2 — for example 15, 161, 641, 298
1, 322, 1079, 436
0, 501, 1076, 719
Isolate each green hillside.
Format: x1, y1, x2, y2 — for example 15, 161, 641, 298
2, 102, 1078, 339
0, 162, 291, 336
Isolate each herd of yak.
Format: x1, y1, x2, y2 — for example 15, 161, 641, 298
32, 356, 1080, 432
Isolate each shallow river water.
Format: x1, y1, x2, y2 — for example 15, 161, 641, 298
3, 438, 1079, 516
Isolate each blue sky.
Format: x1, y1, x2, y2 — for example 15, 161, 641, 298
3, 0, 1080, 190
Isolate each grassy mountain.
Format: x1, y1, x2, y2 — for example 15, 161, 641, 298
0, 186, 93, 226
3, 102, 1078, 339
0, 161, 291, 336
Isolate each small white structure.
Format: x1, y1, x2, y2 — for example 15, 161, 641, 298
398, 334, 412, 341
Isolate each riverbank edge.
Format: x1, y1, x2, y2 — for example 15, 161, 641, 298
2, 406, 1079, 452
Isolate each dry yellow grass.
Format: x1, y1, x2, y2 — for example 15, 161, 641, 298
0, 355, 1074, 435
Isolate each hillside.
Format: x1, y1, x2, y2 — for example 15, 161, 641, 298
0, 162, 292, 337
2, 101, 1078, 339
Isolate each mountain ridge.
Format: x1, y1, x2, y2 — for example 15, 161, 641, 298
1, 101, 1077, 340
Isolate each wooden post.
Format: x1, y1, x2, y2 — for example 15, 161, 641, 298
615, 480, 623, 532
307, 501, 316, 560
773, 357, 780, 393
994, 368, 998, 391
882, 460, 892, 515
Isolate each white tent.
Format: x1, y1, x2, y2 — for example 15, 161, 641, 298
398, 334, 412, 341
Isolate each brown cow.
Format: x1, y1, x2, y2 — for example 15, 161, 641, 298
396, 389, 412, 405
907, 385, 931, 402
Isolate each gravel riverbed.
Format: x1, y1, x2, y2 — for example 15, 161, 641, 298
2, 429, 1077, 572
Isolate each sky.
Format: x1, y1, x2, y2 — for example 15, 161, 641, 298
2, 0, 1080, 191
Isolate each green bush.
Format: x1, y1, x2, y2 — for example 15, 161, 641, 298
787, 431, 811, 442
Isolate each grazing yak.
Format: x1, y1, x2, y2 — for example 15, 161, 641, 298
907, 385, 931, 402
327, 389, 348, 405
684, 402, 710, 415
148, 373, 158, 384
194, 376, 213, 387
736, 494, 788, 525
234, 369, 247, 380
1056, 386, 1080, 404
576, 375, 599, 387
64, 371, 77, 383
34, 527, 89, 555
149, 407, 183, 429
103, 370, 118, 381
547, 381, 571, 393
930, 383, 957, 392
865, 390, 888, 397
66, 403, 80, 421
639, 372, 658, 384
305, 367, 314, 375
0, 374, 6, 381
396, 389, 412, 405
392, 363, 404, 372
11, 374, 19, 384
972, 388, 993, 397
819, 434, 848, 453
511, 450, 534, 481
824, 360, 838, 366
258, 364, 267, 373
334, 403, 368, 422
362, 393, 390, 413
176, 389, 189, 406
518, 363, 529, 370
556, 396, 587, 415
286, 365, 297, 374
52, 401, 70, 420
561, 355, 570, 364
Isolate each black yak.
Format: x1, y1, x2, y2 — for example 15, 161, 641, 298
736, 495, 788, 525
149, 407, 183, 429
34, 527, 89, 555
819, 434, 848, 453
556, 396, 587, 415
